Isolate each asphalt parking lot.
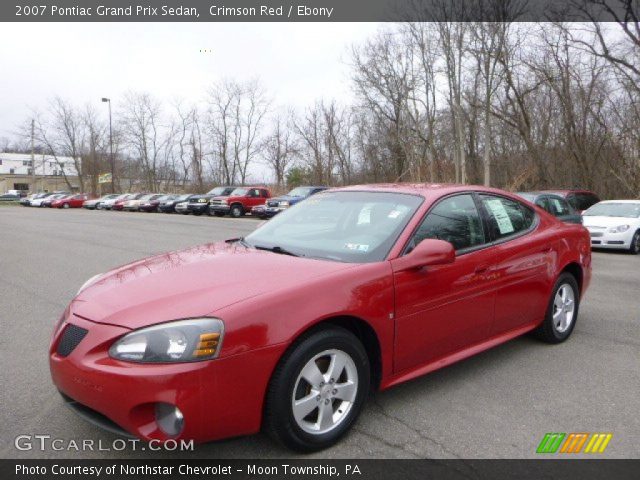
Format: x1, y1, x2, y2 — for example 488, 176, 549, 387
1, 207, 638, 459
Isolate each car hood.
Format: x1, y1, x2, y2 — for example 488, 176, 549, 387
582, 216, 640, 228
72, 242, 357, 330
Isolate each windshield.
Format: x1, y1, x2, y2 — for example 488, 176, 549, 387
207, 187, 234, 196
584, 203, 640, 218
245, 191, 423, 263
287, 187, 313, 197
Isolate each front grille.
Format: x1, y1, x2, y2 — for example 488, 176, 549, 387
590, 232, 603, 238
591, 240, 602, 245
267, 200, 279, 207
210, 199, 226, 205
56, 324, 88, 357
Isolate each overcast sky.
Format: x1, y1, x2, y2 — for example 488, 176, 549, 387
0, 22, 380, 141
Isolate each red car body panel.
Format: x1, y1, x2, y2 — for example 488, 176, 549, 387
51, 194, 92, 208
49, 183, 591, 443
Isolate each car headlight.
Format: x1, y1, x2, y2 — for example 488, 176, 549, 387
109, 318, 224, 363
279, 201, 290, 207
608, 225, 630, 233
77, 273, 104, 295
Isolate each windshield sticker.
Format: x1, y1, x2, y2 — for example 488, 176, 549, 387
486, 199, 515, 234
345, 243, 370, 252
388, 210, 402, 219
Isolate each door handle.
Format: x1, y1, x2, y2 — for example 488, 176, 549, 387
474, 264, 490, 274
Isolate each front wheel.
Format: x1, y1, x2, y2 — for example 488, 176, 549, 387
264, 327, 369, 452
629, 230, 640, 254
230, 205, 244, 218
534, 273, 580, 343
62, 203, 70, 209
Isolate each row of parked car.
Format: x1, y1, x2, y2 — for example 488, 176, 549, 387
17, 185, 329, 219
13, 186, 640, 253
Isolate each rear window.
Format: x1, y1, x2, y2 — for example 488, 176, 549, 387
569, 193, 600, 211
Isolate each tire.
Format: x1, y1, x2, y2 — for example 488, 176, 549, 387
230, 204, 244, 218
533, 272, 580, 344
264, 326, 370, 452
62, 203, 70, 209
214, 212, 225, 217
629, 230, 640, 254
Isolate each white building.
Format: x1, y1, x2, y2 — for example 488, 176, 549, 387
0, 152, 81, 193
0, 152, 79, 176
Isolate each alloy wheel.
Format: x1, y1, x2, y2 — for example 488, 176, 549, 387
553, 284, 575, 333
291, 349, 358, 435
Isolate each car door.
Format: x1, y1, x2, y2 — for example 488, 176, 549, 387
245, 188, 263, 208
478, 194, 551, 335
393, 193, 498, 373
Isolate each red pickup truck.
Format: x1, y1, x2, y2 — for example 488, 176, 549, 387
209, 187, 271, 218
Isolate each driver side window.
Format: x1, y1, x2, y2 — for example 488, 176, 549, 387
407, 194, 486, 253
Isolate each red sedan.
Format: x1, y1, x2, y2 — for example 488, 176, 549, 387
51, 194, 92, 209
49, 184, 591, 451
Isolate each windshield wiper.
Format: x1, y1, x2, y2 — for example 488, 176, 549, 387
253, 245, 300, 257
225, 237, 250, 247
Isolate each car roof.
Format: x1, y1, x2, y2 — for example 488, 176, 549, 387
517, 191, 567, 199
541, 189, 598, 196
329, 183, 520, 201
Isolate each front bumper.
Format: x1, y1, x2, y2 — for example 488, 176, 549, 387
209, 205, 230, 214
587, 229, 634, 250
263, 207, 286, 218
49, 314, 285, 443
187, 203, 209, 214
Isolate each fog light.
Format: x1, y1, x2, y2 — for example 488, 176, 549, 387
155, 403, 184, 437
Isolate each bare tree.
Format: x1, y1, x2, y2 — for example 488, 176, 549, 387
263, 112, 297, 189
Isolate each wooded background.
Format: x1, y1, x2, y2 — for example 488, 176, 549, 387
4, 6, 639, 198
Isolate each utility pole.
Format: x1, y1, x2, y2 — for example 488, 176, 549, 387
101, 97, 115, 193
31, 119, 36, 192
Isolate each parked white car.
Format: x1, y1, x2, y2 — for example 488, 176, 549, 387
83, 194, 120, 210
582, 200, 640, 254
102, 194, 130, 210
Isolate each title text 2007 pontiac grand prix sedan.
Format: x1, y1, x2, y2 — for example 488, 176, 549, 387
50, 184, 591, 451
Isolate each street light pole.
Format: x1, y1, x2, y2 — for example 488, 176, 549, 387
101, 97, 115, 193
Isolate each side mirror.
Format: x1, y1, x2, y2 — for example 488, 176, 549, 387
393, 239, 455, 272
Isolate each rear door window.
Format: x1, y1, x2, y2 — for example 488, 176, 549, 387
480, 195, 536, 241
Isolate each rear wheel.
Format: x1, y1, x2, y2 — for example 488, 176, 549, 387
62, 203, 70, 209
534, 273, 579, 343
629, 230, 640, 254
264, 327, 369, 452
